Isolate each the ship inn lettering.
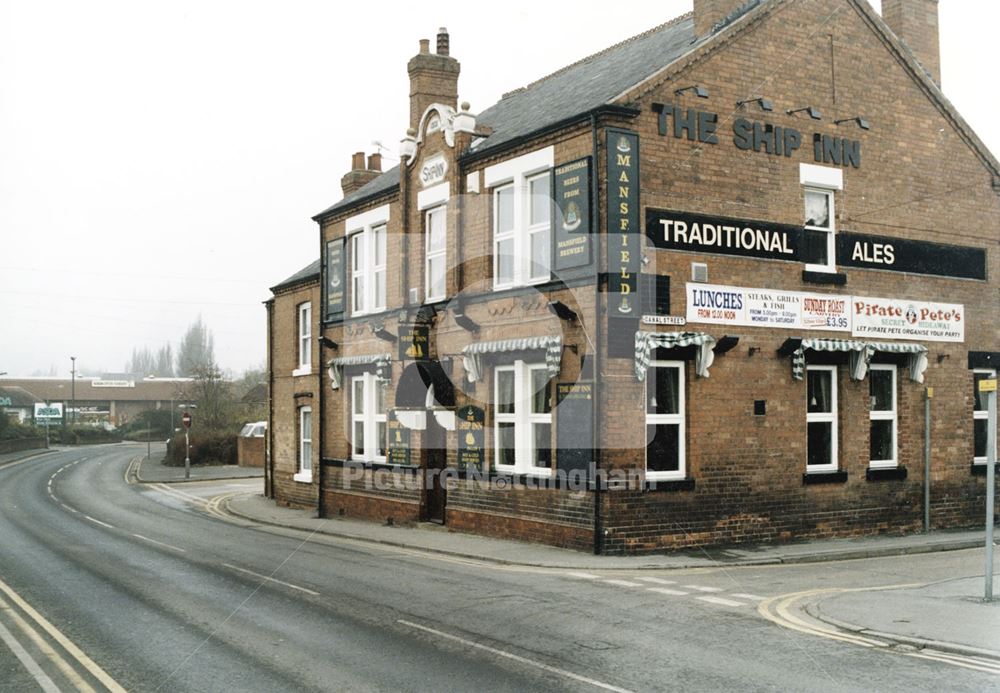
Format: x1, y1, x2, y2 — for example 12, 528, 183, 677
606, 129, 641, 320
645, 210, 800, 261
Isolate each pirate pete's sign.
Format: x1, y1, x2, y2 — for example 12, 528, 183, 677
851, 296, 964, 343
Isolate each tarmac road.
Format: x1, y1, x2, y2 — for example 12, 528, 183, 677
1, 444, 996, 692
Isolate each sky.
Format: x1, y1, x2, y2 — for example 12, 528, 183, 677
1, 1, 996, 378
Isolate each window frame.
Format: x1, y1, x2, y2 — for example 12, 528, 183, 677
492, 360, 553, 476
868, 364, 897, 469
349, 224, 388, 316
973, 368, 997, 465
803, 187, 836, 274
293, 302, 311, 375
350, 372, 387, 463
424, 205, 447, 303
644, 360, 687, 481
806, 365, 839, 473
294, 406, 313, 483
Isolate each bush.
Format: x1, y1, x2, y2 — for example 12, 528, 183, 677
0, 419, 42, 441
165, 432, 237, 466
54, 426, 123, 445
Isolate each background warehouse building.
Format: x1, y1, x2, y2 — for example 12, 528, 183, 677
267, 0, 999, 554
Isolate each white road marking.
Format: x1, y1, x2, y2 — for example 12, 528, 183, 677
603, 579, 644, 588
730, 593, 766, 601
131, 534, 187, 553
696, 596, 747, 608
684, 585, 723, 592
566, 572, 601, 580
0, 577, 127, 692
397, 619, 636, 693
636, 577, 676, 585
59, 504, 78, 515
222, 564, 320, 596
0, 615, 61, 693
646, 587, 689, 596
84, 515, 115, 529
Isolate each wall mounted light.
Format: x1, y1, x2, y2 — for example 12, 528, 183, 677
319, 336, 339, 350
736, 97, 774, 112
547, 301, 578, 322
674, 85, 710, 98
786, 106, 822, 120
450, 298, 479, 333
372, 323, 397, 343
834, 116, 871, 130
937, 353, 950, 364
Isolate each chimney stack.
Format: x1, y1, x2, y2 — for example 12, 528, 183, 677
407, 27, 460, 131
693, 0, 747, 37
341, 151, 382, 197
882, 0, 940, 86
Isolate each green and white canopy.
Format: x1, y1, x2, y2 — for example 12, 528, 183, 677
791, 339, 928, 383
634, 331, 717, 381
462, 336, 562, 383
327, 352, 392, 390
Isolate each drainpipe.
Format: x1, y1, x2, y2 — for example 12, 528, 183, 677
591, 112, 604, 555
266, 300, 275, 499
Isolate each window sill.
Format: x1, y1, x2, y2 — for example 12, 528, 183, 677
866, 466, 907, 481
644, 478, 695, 492
971, 463, 999, 477
803, 470, 848, 485
292, 366, 312, 377
292, 471, 313, 483
802, 270, 847, 285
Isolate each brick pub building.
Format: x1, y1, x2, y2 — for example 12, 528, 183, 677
267, 0, 999, 554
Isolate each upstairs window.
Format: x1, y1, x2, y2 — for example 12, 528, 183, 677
802, 188, 835, 273
484, 146, 554, 290
351, 224, 387, 315
425, 206, 447, 302
295, 302, 311, 374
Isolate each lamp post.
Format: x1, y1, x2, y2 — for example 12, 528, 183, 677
70, 356, 76, 425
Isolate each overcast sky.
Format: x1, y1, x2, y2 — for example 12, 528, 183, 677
1, 1, 995, 378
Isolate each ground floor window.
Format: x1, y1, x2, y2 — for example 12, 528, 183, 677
494, 361, 552, 475
974, 369, 997, 465
294, 406, 312, 482
806, 365, 838, 472
351, 372, 387, 462
869, 364, 897, 468
645, 360, 685, 480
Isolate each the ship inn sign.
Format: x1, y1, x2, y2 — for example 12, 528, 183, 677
646, 209, 987, 280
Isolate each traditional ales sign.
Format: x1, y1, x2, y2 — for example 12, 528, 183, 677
552, 157, 592, 273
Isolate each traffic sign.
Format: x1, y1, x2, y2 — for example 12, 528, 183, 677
181, 412, 192, 428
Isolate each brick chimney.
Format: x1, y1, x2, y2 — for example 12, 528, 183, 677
693, 0, 747, 37
882, 0, 940, 86
407, 28, 460, 131
341, 151, 381, 196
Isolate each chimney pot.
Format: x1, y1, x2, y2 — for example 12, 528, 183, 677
351, 151, 365, 171
693, 0, 748, 37
367, 153, 382, 172
419, 38, 430, 54
436, 28, 449, 56
882, 0, 940, 86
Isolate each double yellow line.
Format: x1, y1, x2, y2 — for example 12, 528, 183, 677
0, 576, 126, 692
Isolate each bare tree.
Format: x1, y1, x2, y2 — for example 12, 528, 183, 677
177, 317, 215, 376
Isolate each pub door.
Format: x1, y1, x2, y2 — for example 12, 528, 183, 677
423, 413, 447, 524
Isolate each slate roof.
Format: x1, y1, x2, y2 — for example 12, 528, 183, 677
312, 165, 401, 221
270, 258, 321, 292
474, 13, 698, 155
0, 379, 191, 402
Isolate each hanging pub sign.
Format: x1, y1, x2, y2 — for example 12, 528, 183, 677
606, 129, 641, 356
555, 382, 593, 476
646, 209, 800, 261
387, 412, 411, 466
325, 237, 346, 321
398, 323, 430, 361
455, 405, 484, 471
836, 233, 986, 280
552, 157, 592, 273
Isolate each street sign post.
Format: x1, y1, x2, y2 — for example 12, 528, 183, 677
181, 411, 192, 480
979, 378, 996, 601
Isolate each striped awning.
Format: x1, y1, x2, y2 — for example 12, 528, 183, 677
791, 339, 928, 383
635, 331, 717, 381
327, 352, 392, 390
461, 335, 562, 382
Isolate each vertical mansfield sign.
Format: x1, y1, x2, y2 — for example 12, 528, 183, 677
606, 129, 640, 321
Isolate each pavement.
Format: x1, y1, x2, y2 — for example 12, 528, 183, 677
134, 447, 264, 483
